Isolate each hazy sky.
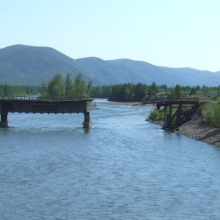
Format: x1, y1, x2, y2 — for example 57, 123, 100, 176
1, 0, 220, 71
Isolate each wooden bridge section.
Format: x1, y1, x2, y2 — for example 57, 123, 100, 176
0, 97, 93, 128
142, 98, 200, 130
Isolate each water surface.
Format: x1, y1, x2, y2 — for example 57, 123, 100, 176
1, 99, 220, 219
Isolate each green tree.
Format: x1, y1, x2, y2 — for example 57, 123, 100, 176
202, 85, 209, 94
73, 74, 87, 97
190, 87, 196, 96
47, 73, 65, 97
147, 82, 157, 100
65, 73, 73, 97
174, 84, 181, 98
195, 86, 201, 92
203, 99, 220, 128
87, 80, 93, 96
124, 83, 134, 101
40, 81, 48, 97
0, 86, 3, 96
151, 82, 158, 94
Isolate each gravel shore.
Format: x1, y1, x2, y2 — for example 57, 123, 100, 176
176, 113, 220, 147
149, 113, 220, 147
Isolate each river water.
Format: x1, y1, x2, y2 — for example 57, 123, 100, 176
1, 99, 220, 220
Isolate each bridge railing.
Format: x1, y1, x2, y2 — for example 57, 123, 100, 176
37, 95, 92, 101
0, 96, 93, 101
148, 97, 199, 102
0, 96, 38, 100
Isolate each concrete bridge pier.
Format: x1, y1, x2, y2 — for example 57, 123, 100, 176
0, 113, 8, 128
83, 111, 92, 129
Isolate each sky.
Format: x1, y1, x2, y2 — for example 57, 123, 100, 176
0, 0, 220, 72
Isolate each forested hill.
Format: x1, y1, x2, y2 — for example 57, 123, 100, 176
0, 44, 220, 86
0, 45, 90, 85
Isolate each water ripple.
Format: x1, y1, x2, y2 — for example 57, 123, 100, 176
0, 100, 220, 219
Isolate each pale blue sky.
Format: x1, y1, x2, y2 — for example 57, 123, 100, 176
1, 0, 220, 71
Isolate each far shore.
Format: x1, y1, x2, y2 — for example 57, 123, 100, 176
95, 100, 152, 107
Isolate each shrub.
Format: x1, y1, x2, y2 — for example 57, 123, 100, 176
148, 109, 165, 121
203, 99, 220, 128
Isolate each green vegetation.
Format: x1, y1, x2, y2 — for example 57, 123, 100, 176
202, 99, 220, 128
91, 82, 153, 102
91, 82, 220, 102
148, 109, 165, 121
89, 82, 220, 129
0, 85, 39, 97
147, 89, 220, 129
40, 73, 91, 99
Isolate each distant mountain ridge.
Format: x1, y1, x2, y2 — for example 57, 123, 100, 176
0, 44, 219, 86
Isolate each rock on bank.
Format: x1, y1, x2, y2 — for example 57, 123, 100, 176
177, 111, 220, 147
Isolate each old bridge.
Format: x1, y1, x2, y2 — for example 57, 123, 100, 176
0, 97, 93, 128
140, 98, 200, 130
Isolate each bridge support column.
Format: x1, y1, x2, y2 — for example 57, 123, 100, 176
163, 104, 168, 129
164, 104, 172, 130
176, 104, 182, 127
0, 113, 8, 128
83, 112, 91, 129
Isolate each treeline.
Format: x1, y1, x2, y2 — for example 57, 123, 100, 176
2, 73, 220, 104
0, 85, 40, 97
91, 82, 220, 102
40, 73, 92, 99
91, 83, 158, 101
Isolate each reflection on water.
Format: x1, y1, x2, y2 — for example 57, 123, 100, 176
0, 99, 220, 220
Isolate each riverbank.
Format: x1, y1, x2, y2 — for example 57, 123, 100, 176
149, 112, 220, 147
98, 101, 140, 106
176, 113, 220, 147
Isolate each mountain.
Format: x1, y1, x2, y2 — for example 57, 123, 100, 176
0, 45, 90, 85
0, 44, 220, 86
77, 58, 220, 86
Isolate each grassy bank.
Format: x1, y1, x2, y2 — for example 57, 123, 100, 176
202, 99, 220, 128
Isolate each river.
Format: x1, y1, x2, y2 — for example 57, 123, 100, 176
1, 99, 220, 220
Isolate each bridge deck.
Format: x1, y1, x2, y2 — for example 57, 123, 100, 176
0, 97, 93, 128
140, 98, 199, 106
0, 98, 93, 114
